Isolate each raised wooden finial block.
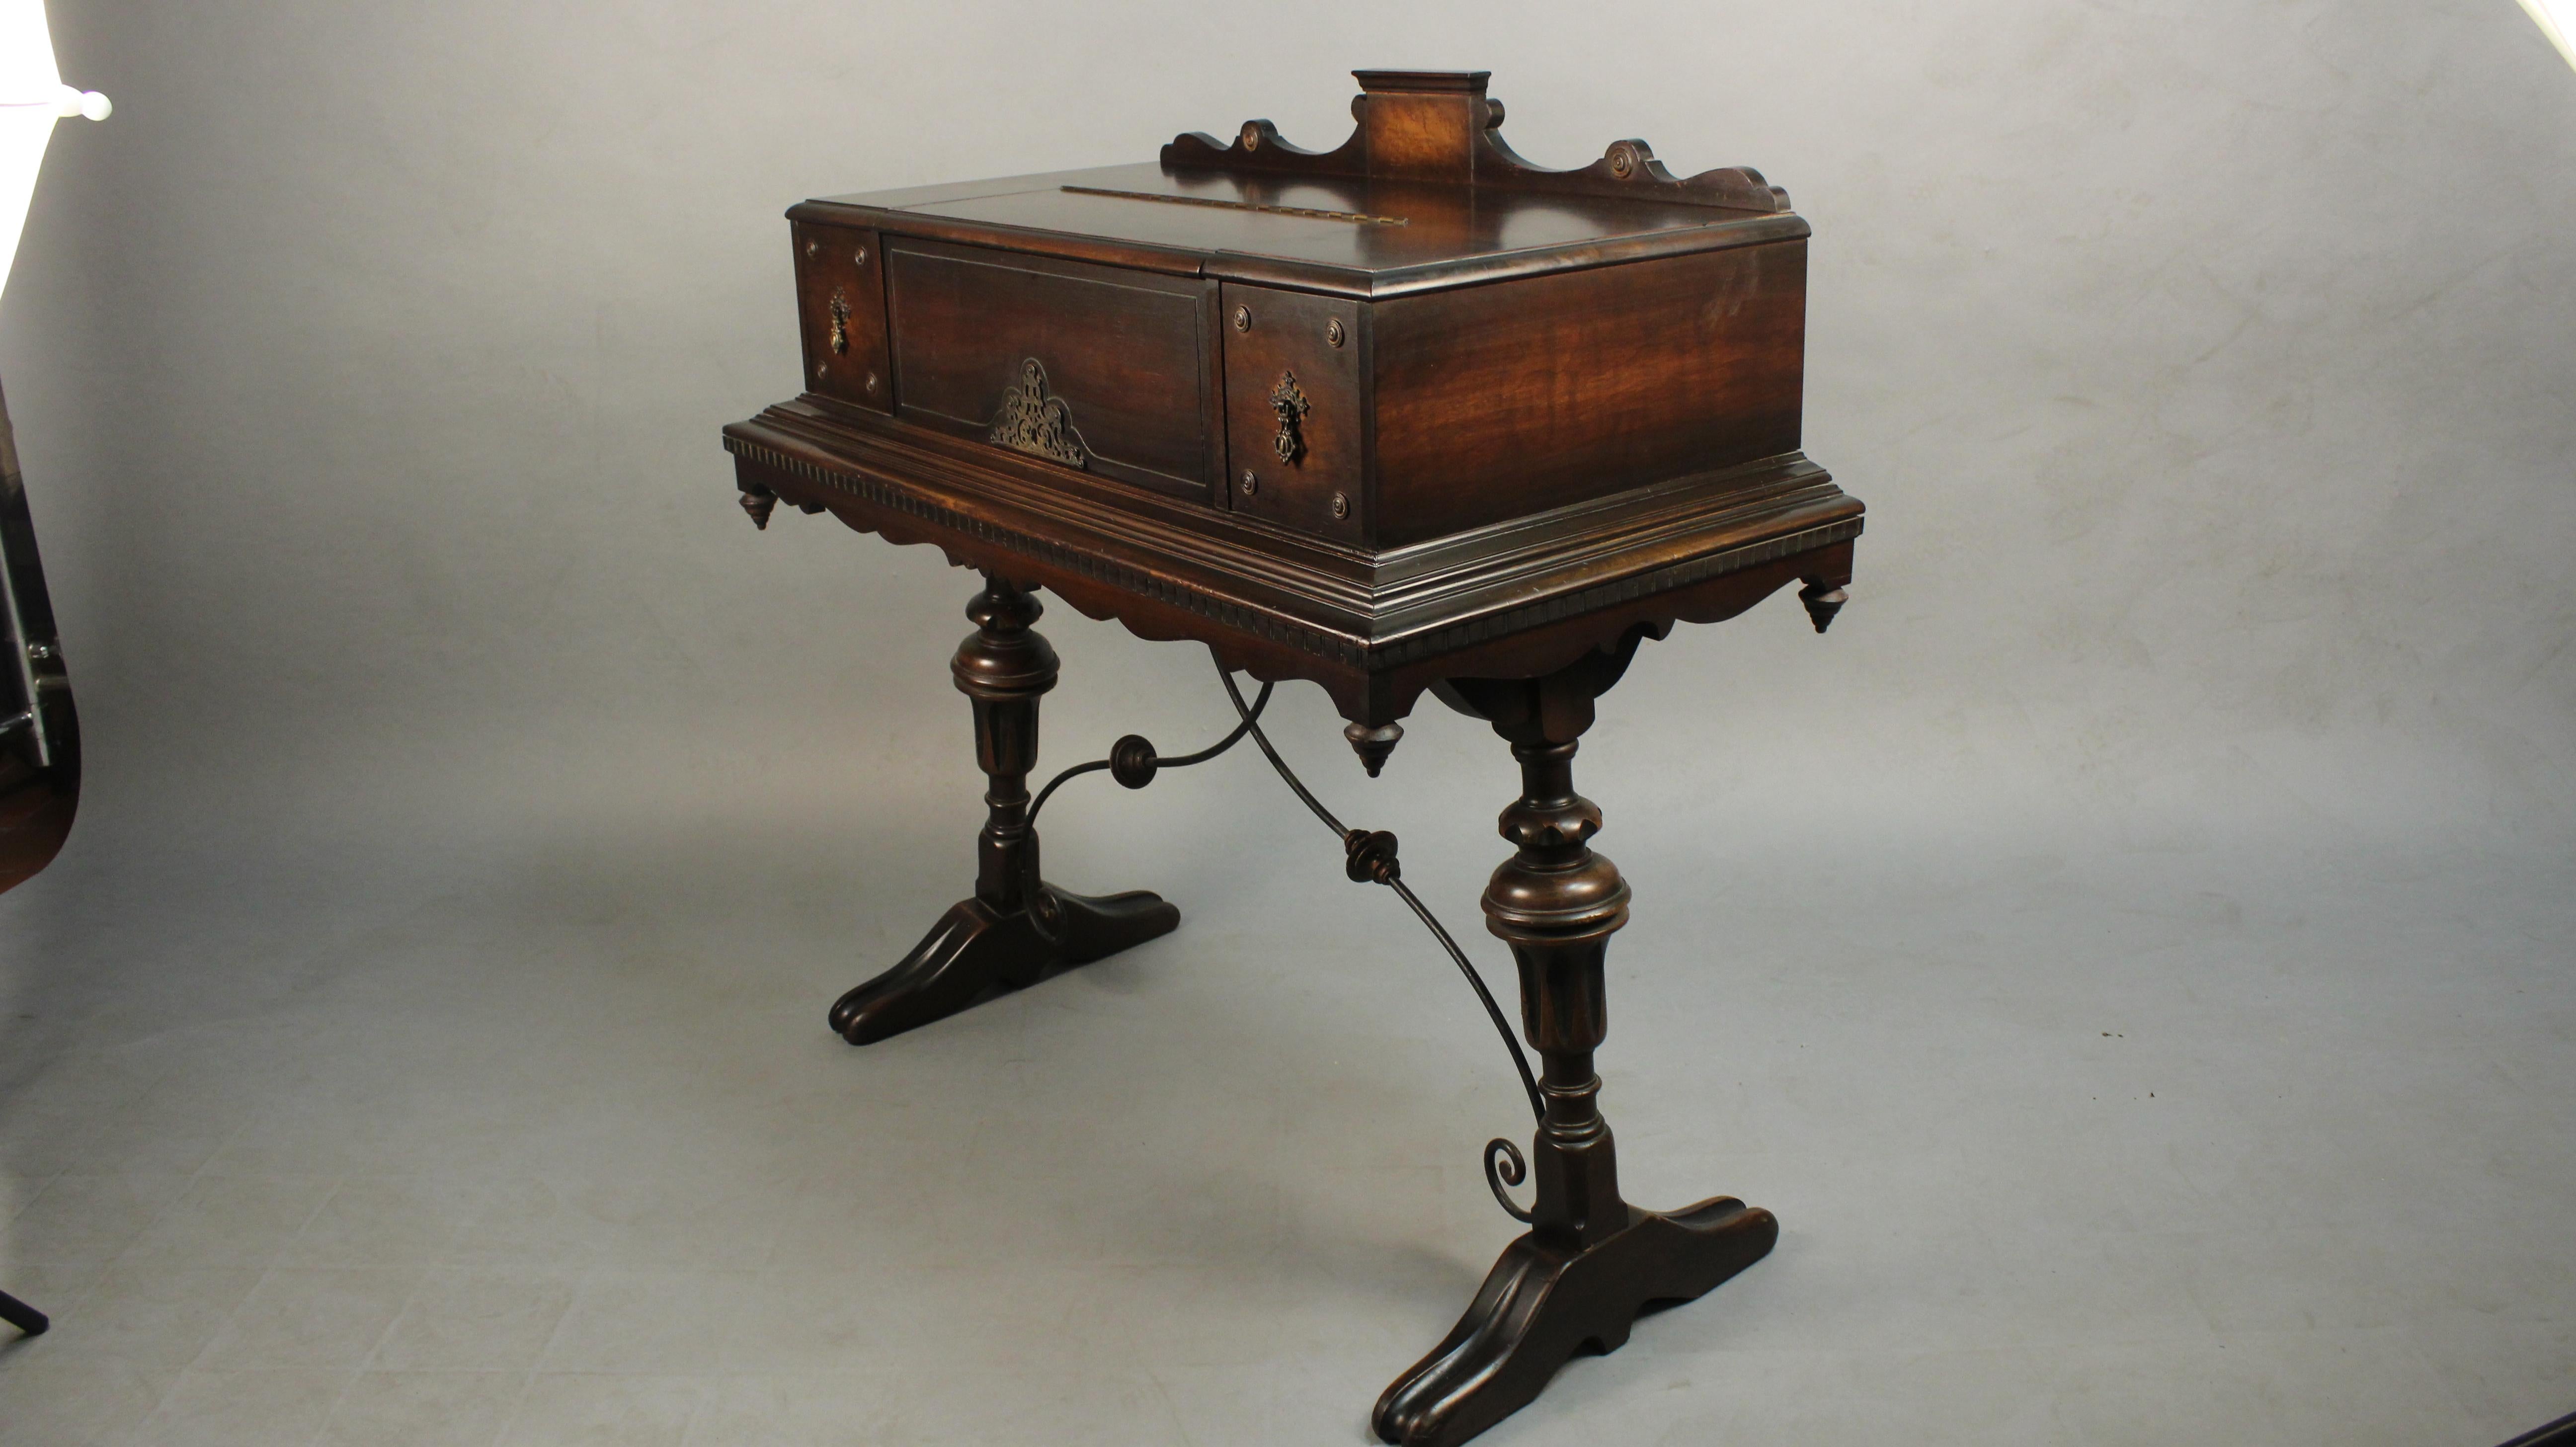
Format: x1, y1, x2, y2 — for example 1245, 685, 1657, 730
1352, 69, 1496, 182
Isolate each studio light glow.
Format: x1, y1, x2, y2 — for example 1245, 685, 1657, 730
0, 0, 109, 298
2518, 0, 2576, 72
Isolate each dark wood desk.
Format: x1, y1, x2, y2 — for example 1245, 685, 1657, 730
724, 69, 1862, 1447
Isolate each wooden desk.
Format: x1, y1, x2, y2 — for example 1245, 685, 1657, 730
724, 69, 1862, 1447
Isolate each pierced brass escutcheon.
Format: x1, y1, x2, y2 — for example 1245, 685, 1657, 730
1269, 370, 1310, 465
826, 289, 850, 355
987, 358, 1088, 468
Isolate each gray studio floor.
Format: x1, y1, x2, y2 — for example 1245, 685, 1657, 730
0, 782, 2571, 1447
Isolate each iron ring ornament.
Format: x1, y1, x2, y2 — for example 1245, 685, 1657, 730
987, 358, 1089, 469
1269, 370, 1311, 465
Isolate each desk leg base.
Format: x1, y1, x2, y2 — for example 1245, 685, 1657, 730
1372, 1197, 1777, 1447
828, 886, 1178, 1045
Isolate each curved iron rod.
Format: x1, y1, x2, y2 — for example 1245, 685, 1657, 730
1388, 877, 1546, 1124
1027, 680, 1274, 825
1212, 655, 1544, 1124
1156, 681, 1273, 769
1213, 666, 1345, 836
1026, 759, 1111, 823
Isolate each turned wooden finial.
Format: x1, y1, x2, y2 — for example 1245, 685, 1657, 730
1344, 720, 1404, 777
739, 486, 778, 530
1798, 582, 1848, 634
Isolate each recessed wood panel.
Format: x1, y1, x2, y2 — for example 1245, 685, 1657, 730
794, 222, 890, 413
886, 239, 1214, 499
1220, 284, 1367, 542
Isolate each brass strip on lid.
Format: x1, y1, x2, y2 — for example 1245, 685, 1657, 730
1059, 185, 1408, 227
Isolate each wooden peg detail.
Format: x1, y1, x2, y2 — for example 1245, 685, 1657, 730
1344, 720, 1403, 777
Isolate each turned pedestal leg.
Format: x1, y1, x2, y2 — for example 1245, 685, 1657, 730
1375, 646, 1776, 1447
827, 573, 1178, 1045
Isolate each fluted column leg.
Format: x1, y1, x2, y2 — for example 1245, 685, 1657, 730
1486, 735, 1630, 1250
955, 576, 1054, 916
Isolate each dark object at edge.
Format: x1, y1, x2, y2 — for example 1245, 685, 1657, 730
0, 372, 81, 1342
0, 1288, 48, 1336
2499, 1410, 2576, 1447
0, 376, 78, 893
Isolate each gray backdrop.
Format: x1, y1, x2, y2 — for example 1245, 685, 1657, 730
1, 1, 2572, 1443
10, 0, 2575, 863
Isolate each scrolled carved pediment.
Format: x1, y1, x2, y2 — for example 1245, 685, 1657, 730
1159, 69, 1791, 213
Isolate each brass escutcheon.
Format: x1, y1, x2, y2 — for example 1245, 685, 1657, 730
987, 358, 1088, 468
1269, 371, 1310, 465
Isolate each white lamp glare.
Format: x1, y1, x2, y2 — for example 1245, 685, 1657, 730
2519, 0, 2576, 72
0, 0, 108, 302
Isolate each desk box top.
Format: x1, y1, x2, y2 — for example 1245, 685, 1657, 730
804, 69, 1805, 300
727, 70, 1860, 725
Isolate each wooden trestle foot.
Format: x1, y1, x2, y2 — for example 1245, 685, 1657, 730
829, 574, 1176, 1045
1378, 635, 1775, 1445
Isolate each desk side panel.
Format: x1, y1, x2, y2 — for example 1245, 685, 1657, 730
1369, 240, 1806, 548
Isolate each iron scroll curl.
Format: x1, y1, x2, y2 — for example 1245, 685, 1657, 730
1485, 1137, 1534, 1223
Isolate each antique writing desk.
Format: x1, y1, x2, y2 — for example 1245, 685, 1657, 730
724, 70, 1862, 1446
